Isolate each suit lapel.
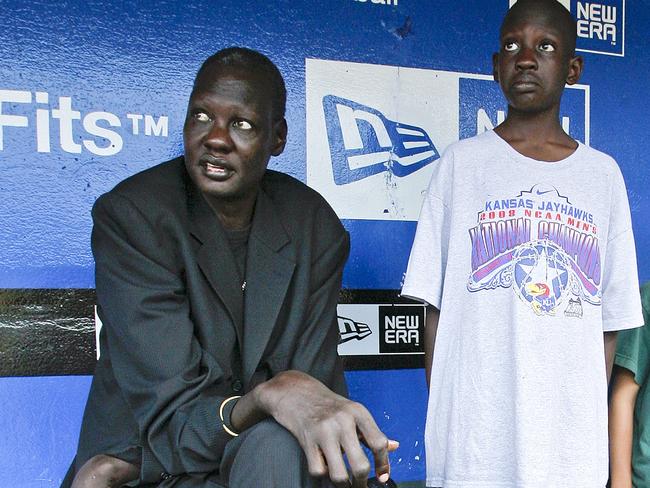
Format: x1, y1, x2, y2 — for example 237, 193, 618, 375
242, 188, 295, 385
187, 179, 244, 341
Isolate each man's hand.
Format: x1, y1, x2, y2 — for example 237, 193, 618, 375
235, 370, 398, 488
71, 455, 139, 488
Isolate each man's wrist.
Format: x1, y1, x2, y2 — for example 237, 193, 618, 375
250, 373, 281, 417
219, 395, 241, 437
229, 383, 271, 433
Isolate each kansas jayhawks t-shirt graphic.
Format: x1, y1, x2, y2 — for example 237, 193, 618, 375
467, 184, 601, 317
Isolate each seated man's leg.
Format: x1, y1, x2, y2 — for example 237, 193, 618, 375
220, 418, 331, 488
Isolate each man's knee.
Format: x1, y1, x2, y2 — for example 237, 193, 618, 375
236, 418, 303, 460
223, 419, 313, 487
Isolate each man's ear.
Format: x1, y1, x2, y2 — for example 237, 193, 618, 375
271, 118, 288, 157
492, 52, 499, 82
566, 55, 584, 85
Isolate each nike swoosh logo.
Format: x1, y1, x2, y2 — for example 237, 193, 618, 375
536, 190, 554, 195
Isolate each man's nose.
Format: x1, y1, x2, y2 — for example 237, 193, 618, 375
204, 122, 233, 152
516, 46, 538, 70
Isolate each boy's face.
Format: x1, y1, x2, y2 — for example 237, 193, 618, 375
493, 7, 583, 115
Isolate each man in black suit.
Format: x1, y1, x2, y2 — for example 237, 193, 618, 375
67, 48, 397, 488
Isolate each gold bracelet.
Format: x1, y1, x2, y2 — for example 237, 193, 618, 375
219, 395, 242, 437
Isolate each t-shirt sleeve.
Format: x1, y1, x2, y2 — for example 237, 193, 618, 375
601, 166, 644, 332
401, 151, 452, 309
615, 284, 650, 385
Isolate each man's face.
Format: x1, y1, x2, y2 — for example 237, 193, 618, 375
493, 9, 582, 114
183, 67, 287, 204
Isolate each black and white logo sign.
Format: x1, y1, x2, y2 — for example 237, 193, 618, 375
379, 305, 424, 354
338, 315, 372, 344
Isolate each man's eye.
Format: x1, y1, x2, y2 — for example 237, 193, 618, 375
193, 112, 211, 122
539, 43, 556, 52
504, 42, 519, 52
233, 120, 253, 130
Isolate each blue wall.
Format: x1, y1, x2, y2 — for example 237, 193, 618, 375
1, 0, 648, 485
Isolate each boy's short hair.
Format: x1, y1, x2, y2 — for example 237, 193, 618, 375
502, 0, 578, 56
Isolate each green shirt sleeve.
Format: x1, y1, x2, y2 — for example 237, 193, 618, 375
615, 283, 650, 386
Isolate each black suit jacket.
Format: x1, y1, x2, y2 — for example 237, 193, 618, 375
74, 158, 349, 484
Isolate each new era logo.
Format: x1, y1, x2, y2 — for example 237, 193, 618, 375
576, 0, 624, 55
378, 305, 425, 354
338, 316, 372, 344
307, 59, 457, 220
322, 95, 440, 185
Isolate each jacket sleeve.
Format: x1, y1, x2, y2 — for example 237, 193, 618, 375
91, 191, 237, 483
288, 202, 350, 397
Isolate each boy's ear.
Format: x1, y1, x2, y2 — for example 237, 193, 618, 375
566, 55, 584, 85
492, 53, 499, 82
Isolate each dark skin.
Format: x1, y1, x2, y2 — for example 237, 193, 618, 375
492, 0, 583, 162
182, 65, 287, 230
423, 306, 439, 389
72, 64, 397, 488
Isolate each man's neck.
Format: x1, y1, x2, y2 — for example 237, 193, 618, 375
204, 192, 258, 231
494, 109, 578, 162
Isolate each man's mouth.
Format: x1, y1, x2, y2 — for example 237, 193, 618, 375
200, 157, 234, 181
512, 78, 539, 91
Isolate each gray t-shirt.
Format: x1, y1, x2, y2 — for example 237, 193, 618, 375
402, 130, 644, 488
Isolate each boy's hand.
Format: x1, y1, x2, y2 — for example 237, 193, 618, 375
71, 455, 139, 488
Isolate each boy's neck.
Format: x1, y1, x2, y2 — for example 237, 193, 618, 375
494, 109, 578, 162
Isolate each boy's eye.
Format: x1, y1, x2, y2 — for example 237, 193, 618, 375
233, 120, 253, 130
193, 112, 211, 122
539, 43, 556, 52
504, 42, 519, 52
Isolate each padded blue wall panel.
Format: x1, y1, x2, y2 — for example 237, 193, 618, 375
1, 0, 648, 485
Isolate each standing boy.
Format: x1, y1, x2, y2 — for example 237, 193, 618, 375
402, 0, 643, 486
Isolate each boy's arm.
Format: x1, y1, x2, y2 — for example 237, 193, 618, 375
424, 306, 440, 388
605, 331, 619, 384
609, 366, 640, 488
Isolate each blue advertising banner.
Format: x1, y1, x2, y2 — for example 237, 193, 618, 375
1, 0, 649, 485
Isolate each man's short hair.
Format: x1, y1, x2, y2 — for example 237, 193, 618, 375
195, 47, 287, 121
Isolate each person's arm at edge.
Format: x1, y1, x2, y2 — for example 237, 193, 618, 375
424, 305, 440, 389
609, 365, 639, 488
